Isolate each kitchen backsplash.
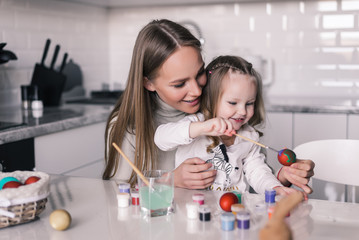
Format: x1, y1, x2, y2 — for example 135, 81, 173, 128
0, 0, 109, 107
1, 0, 359, 107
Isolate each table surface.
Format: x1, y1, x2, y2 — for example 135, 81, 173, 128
1, 175, 359, 240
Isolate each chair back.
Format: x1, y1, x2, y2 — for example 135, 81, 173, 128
294, 139, 359, 186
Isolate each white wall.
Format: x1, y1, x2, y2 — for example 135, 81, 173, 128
0, 0, 109, 107
2, 0, 359, 107
108, 1, 359, 101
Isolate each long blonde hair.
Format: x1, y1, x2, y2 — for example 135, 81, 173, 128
202, 55, 266, 152
103, 19, 202, 185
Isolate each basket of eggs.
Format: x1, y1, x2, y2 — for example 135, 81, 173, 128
0, 171, 50, 228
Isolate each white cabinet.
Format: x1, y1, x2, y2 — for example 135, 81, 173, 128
293, 113, 347, 147
348, 115, 359, 139
293, 113, 347, 202
261, 112, 293, 173
35, 122, 106, 178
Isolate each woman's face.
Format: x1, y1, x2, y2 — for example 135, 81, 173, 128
145, 46, 206, 114
216, 72, 257, 131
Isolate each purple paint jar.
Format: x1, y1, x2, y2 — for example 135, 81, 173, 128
236, 210, 250, 229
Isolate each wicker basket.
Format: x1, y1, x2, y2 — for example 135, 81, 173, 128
0, 171, 50, 228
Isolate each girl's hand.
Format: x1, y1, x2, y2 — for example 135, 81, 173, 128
277, 159, 315, 194
273, 186, 308, 200
173, 157, 217, 189
190, 117, 234, 138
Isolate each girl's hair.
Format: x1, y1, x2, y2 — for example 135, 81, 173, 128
201, 55, 266, 152
103, 19, 202, 185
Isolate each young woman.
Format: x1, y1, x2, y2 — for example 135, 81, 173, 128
103, 19, 314, 193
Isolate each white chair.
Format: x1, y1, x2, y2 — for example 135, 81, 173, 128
294, 139, 359, 202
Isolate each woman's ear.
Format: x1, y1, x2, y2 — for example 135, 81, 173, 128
143, 77, 156, 92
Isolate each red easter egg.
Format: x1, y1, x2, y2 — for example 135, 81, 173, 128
220, 192, 238, 212
25, 176, 41, 185
278, 148, 296, 166
3, 181, 22, 189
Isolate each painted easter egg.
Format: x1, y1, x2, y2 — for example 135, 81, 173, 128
0, 177, 20, 190
220, 192, 239, 212
278, 148, 296, 166
25, 176, 41, 185
2, 181, 22, 189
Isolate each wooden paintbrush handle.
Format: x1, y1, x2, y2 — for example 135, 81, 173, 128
234, 133, 267, 148
112, 142, 150, 186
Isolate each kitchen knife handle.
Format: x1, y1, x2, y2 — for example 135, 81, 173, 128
50, 44, 60, 70
60, 53, 68, 73
41, 39, 51, 66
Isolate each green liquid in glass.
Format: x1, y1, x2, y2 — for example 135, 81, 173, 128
139, 184, 173, 210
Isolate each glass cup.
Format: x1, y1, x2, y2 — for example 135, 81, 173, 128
137, 170, 174, 217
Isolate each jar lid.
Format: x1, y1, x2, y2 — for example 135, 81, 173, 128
186, 202, 199, 210
118, 183, 130, 190
231, 203, 245, 212
221, 212, 235, 221
131, 191, 139, 198
255, 203, 267, 212
265, 189, 276, 196
198, 204, 211, 213
192, 193, 204, 201
117, 192, 130, 199
236, 210, 250, 220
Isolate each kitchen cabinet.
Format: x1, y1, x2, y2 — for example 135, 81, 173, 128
293, 113, 347, 147
293, 113, 347, 202
348, 115, 359, 139
34, 122, 106, 178
261, 112, 293, 173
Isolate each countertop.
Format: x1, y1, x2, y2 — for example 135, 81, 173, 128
1, 96, 359, 145
1, 174, 359, 239
0, 104, 113, 144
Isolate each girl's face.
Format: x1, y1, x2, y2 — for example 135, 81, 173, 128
216, 72, 257, 131
144, 46, 206, 114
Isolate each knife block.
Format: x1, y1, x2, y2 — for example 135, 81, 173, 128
31, 66, 66, 107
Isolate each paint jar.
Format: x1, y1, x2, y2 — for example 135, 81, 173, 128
221, 212, 235, 231
117, 192, 130, 208
236, 210, 250, 229
131, 191, 140, 205
265, 189, 276, 204
232, 191, 242, 203
118, 183, 131, 193
231, 203, 245, 216
186, 202, 199, 219
268, 205, 275, 219
192, 193, 205, 205
198, 204, 211, 221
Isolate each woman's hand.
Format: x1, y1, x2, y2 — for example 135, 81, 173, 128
173, 157, 217, 189
277, 159, 315, 194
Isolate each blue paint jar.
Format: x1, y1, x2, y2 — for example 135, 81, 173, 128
118, 183, 131, 193
221, 212, 235, 231
265, 189, 276, 204
236, 210, 250, 229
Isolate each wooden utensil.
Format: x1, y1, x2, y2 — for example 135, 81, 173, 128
234, 133, 279, 153
112, 142, 150, 186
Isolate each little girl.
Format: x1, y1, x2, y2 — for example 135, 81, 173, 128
155, 55, 297, 195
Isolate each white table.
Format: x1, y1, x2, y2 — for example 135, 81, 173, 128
1, 175, 359, 239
